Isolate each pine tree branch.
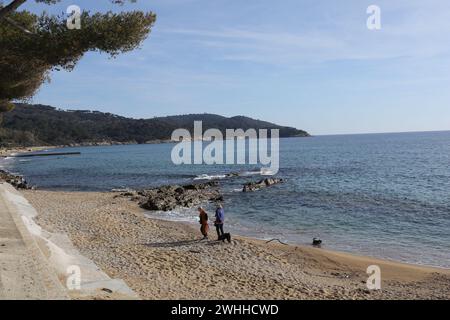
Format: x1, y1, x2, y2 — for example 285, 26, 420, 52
4, 16, 34, 34
0, 0, 28, 20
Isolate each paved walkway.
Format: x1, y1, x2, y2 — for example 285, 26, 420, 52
0, 183, 68, 300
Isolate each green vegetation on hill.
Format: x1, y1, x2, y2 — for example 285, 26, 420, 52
0, 103, 309, 147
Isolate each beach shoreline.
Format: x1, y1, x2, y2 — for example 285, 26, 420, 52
1, 147, 449, 299
19, 188, 450, 300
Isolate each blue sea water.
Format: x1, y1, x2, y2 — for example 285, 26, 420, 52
2, 131, 450, 268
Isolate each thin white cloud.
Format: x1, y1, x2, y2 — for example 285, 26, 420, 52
159, 1, 450, 66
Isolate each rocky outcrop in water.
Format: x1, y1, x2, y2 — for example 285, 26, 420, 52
120, 181, 223, 211
242, 178, 284, 192
0, 170, 31, 189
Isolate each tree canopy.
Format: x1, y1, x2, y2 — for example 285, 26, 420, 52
0, 0, 156, 112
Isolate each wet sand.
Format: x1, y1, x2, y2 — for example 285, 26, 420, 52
22, 189, 450, 300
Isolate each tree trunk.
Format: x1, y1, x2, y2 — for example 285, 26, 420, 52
0, 0, 28, 21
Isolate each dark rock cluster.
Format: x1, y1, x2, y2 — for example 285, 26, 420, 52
242, 178, 284, 192
0, 169, 31, 189
121, 181, 223, 211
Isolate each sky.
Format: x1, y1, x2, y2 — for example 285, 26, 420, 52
21, 0, 450, 135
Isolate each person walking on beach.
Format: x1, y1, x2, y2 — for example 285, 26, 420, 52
214, 204, 225, 240
198, 207, 209, 239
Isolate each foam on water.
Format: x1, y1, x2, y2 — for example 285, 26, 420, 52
144, 207, 199, 224
194, 174, 227, 181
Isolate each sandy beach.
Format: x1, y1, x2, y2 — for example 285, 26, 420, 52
19, 189, 450, 300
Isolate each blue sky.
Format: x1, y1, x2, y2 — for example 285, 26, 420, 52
22, 0, 450, 135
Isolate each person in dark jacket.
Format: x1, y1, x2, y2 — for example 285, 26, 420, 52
198, 207, 209, 239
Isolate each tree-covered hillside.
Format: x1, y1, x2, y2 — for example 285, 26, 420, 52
0, 103, 309, 147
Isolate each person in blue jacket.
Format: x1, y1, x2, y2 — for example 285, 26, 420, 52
214, 204, 225, 240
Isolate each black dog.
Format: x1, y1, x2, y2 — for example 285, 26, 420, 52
218, 233, 232, 243
312, 238, 322, 246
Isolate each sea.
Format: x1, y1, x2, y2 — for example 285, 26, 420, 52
2, 131, 449, 268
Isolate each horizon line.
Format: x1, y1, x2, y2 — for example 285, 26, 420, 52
314, 129, 450, 137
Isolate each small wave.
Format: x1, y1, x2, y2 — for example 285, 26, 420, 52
194, 170, 267, 181
144, 208, 198, 224
240, 169, 276, 176
260, 168, 276, 175
194, 174, 227, 181
240, 170, 262, 176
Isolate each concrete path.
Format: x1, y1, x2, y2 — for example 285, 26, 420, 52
0, 183, 68, 300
